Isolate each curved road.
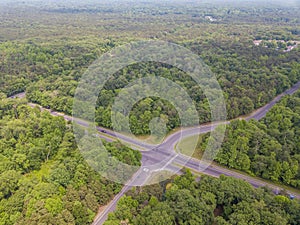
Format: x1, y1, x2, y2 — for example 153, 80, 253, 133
92, 80, 300, 225
9, 81, 300, 225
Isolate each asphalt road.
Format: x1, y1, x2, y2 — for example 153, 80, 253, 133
246, 81, 300, 121
93, 82, 300, 225
92, 168, 150, 225
92, 80, 300, 225
9, 80, 300, 224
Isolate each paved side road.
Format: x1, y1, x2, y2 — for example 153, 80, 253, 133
91, 81, 300, 224
9, 81, 300, 225
92, 168, 151, 225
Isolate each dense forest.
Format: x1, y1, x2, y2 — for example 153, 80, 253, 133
190, 91, 300, 188
0, 1, 299, 136
0, 39, 115, 96
105, 170, 300, 225
0, 97, 141, 225
4, 39, 298, 135
0, 0, 300, 224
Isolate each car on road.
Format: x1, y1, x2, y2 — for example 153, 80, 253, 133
289, 194, 295, 200
143, 168, 149, 172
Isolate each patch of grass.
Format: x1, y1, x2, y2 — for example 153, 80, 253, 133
147, 170, 177, 185
134, 134, 164, 145
176, 134, 206, 159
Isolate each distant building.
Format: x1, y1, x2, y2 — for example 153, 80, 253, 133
205, 16, 217, 22
253, 40, 299, 52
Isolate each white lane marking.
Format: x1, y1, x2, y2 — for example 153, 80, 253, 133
155, 153, 179, 171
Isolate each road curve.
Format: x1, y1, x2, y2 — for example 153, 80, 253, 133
9, 80, 300, 225
91, 80, 300, 225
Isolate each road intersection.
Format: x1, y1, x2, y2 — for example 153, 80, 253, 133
10, 80, 300, 224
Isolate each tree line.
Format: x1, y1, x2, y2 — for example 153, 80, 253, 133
24, 39, 300, 135
0, 97, 141, 225
105, 170, 300, 225
195, 91, 300, 188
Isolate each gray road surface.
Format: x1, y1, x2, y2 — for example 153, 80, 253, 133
9, 81, 300, 225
